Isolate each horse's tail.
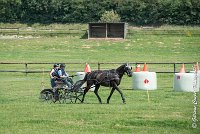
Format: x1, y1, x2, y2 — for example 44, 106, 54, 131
72, 73, 88, 91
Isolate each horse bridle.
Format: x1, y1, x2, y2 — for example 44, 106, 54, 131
124, 64, 132, 76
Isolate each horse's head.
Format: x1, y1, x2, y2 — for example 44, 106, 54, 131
124, 63, 132, 77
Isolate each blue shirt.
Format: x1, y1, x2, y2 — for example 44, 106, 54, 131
58, 68, 69, 77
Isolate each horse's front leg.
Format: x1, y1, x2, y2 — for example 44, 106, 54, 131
113, 82, 126, 104
107, 87, 115, 104
94, 84, 102, 104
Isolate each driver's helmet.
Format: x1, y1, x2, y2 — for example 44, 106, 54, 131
60, 63, 66, 68
53, 64, 59, 68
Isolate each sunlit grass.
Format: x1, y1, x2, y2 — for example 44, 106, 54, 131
0, 34, 199, 63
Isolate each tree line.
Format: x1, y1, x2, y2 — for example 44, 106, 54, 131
1, 0, 200, 25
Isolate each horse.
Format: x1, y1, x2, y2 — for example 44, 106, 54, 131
74, 63, 132, 104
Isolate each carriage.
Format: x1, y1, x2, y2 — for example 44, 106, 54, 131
40, 75, 85, 103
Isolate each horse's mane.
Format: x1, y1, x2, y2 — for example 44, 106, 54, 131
116, 64, 127, 75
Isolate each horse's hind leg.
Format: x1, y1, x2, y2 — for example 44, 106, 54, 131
107, 87, 115, 104
94, 84, 102, 104
113, 82, 126, 104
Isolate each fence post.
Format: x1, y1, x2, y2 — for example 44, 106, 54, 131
17, 28, 19, 36
25, 63, 28, 76
98, 62, 100, 70
174, 63, 176, 73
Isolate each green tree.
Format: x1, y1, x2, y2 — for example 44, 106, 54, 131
99, 10, 121, 22
0, 0, 21, 22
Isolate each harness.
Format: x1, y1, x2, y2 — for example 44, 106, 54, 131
88, 70, 119, 85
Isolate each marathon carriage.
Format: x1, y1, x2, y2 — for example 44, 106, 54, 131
40, 75, 85, 103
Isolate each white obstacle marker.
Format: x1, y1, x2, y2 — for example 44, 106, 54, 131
173, 73, 199, 92
132, 72, 157, 90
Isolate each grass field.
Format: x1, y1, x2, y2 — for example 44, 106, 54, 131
0, 24, 200, 134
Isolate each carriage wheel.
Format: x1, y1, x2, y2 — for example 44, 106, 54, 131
40, 89, 54, 103
53, 88, 68, 103
74, 90, 84, 103
62, 89, 82, 103
64, 90, 75, 103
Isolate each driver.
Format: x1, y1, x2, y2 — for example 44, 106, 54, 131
49, 64, 59, 88
58, 64, 72, 89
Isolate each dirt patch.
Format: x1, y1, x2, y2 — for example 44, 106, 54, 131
0, 35, 40, 39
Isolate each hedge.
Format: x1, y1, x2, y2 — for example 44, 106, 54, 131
0, 0, 200, 25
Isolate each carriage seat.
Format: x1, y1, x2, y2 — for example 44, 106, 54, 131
55, 81, 65, 88
55, 81, 64, 84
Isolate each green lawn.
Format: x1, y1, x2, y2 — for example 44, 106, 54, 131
0, 24, 199, 134
0, 72, 199, 134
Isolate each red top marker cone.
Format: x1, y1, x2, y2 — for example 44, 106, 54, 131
84, 63, 91, 73
179, 64, 186, 73
135, 64, 140, 72
142, 63, 148, 71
